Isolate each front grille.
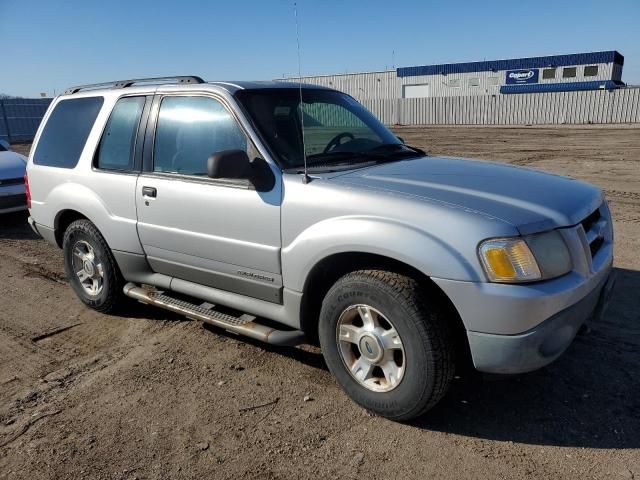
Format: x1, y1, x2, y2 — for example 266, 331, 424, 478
590, 236, 604, 258
0, 177, 24, 186
580, 205, 607, 258
0, 193, 27, 209
580, 208, 601, 233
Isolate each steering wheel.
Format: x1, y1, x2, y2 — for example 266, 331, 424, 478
323, 132, 355, 153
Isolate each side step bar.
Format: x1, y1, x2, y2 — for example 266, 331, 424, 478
123, 283, 305, 347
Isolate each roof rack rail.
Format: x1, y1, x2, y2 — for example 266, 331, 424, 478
63, 76, 205, 95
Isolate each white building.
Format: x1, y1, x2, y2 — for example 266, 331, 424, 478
281, 51, 625, 100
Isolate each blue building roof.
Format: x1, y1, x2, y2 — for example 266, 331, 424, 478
397, 51, 624, 78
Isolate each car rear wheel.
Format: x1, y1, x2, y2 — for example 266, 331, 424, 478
319, 270, 455, 421
62, 219, 124, 313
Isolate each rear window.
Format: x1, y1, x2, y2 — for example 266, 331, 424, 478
33, 97, 104, 168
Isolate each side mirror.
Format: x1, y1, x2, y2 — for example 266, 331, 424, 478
207, 149, 275, 192
207, 150, 251, 179
397, 136, 405, 144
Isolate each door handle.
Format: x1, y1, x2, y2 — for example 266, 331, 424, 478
142, 186, 157, 198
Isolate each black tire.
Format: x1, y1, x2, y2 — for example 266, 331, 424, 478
62, 219, 124, 313
318, 270, 454, 421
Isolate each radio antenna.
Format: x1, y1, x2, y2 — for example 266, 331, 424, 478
294, 2, 310, 184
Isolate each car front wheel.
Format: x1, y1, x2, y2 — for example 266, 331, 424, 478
319, 269, 455, 421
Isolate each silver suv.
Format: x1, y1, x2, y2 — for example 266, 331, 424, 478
26, 76, 615, 420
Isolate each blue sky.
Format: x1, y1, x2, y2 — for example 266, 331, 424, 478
1, 0, 639, 97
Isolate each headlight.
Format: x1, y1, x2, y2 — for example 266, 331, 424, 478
479, 231, 571, 283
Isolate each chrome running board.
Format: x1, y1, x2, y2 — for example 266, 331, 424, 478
123, 283, 305, 347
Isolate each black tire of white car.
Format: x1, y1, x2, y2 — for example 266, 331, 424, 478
319, 270, 455, 421
62, 219, 124, 313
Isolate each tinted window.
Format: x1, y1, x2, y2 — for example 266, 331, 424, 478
235, 89, 403, 170
300, 101, 377, 157
584, 65, 598, 77
563, 67, 577, 78
543, 68, 556, 79
33, 97, 103, 168
153, 96, 247, 176
97, 96, 145, 170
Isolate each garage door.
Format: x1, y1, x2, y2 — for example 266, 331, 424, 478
402, 84, 430, 98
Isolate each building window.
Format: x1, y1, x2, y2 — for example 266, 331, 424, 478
487, 77, 499, 86
468, 77, 480, 87
542, 68, 556, 80
563, 67, 577, 78
584, 65, 599, 77
448, 78, 461, 88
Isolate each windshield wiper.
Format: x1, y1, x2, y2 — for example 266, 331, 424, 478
286, 144, 426, 174
306, 151, 363, 165
370, 143, 427, 156
285, 161, 378, 174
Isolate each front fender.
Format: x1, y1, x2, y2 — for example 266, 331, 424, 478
281, 215, 483, 291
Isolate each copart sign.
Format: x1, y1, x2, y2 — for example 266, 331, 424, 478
505, 69, 539, 84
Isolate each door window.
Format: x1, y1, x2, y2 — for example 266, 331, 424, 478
153, 96, 247, 176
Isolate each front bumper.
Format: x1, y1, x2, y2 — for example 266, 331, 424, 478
433, 209, 614, 374
466, 270, 615, 373
0, 184, 27, 214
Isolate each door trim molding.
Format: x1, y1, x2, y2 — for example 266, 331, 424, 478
147, 256, 283, 304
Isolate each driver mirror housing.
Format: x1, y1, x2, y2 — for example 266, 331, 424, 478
207, 149, 275, 192
208, 150, 251, 179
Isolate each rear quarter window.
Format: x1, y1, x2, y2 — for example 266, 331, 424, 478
96, 96, 145, 171
33, 96, 104, 168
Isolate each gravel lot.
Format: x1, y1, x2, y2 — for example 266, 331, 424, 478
1, 126, 639, 479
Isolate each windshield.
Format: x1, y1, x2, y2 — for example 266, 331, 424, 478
235, 88, 418, 171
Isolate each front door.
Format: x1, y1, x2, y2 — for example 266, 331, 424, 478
136, 94, 282, 303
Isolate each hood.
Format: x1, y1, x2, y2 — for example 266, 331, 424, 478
332, 156, 603, 235
0, 151, 27, 180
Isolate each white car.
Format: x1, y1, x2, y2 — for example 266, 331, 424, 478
0, 139, 28, 214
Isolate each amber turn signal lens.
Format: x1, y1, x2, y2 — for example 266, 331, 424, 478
479, 238, 541, 283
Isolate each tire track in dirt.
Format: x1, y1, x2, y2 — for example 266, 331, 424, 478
3, 130, 640, 479
0, 251, 190, 450
605, 189, 640, 207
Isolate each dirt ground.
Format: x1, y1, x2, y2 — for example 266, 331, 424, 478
1, 126, 639, 480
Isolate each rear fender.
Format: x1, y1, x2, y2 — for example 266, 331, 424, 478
45, 181, 142, 254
